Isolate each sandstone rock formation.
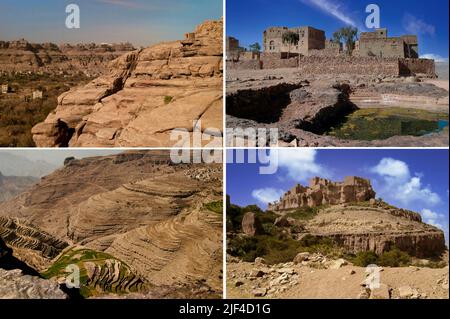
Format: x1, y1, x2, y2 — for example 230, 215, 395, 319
0, 172, 38, 202
0, 151, 223, 298
268, 176, 376, 211
0, 39, 135, 76
32, 19, 223, 147
242, 212, 264, 236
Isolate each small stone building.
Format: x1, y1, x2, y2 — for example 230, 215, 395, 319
32, 90, 43, 99
226, 36, 246, 60
1, 84, 9, 94
354, 28, 418, 58
263, 26, 325, 56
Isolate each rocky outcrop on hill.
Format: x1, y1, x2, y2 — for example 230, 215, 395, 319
0, 39, 135, 76
268, 176, 376, 211
0, 171, 38, 202
242, 212, 264, 236
32, 19, 223, 147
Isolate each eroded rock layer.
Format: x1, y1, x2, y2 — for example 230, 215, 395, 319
32, 19, 223, 147
0, 151, 223, 297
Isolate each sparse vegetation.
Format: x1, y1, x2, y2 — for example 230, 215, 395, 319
204, 200, 223, 214
164, 95, 173, 104
350, 247, 411, 267
285, 206, 320, 220
0, 73, 91, 146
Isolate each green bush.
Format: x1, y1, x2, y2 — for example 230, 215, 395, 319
285, 206, 319, 220
204, 200, 223, 214
164, 96, 173, 104
379, 248, 411, 267
352, 251, 379, 267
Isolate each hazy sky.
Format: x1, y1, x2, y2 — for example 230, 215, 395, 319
0, 0, 222, 46
0, 149, 122, 166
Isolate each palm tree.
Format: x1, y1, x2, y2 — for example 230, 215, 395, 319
333, 26, 358, 55
249, 42, 261, 53
282, 31, 299, 58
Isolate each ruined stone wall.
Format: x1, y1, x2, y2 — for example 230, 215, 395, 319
226, 59, 261, 70
260, 53, 298, 69
355, 38, 405, 58
399, 58, 436, 77
268, 176, 376, 211
226, 55, 435, 78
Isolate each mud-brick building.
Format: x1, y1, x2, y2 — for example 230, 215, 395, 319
263, 26, 325, 56
354, 28, 418, 58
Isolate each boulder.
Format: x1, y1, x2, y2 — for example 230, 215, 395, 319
274, 216, 291, 227
252, 288, 267, 297
328, 258, 348, 269
398, 286, 420, 299
254, 257, 266, 265
0, 268, 67, 299
293, 252, 310, 264
241, 212, 264, 236
369, 283, 391, 299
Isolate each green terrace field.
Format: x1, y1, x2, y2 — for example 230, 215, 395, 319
42, 247, 146, 298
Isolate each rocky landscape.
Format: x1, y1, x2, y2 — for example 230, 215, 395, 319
0, 151, 223, 299
227, 176, 448, 299
32, 19, 223, 147
226, 68, 449, 147
0, 39, 136, 77
0, 172, 38, 202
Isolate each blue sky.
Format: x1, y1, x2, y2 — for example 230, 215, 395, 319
227, 149, 449, 242
0, 0, 222, 46
227, 0, 449, 61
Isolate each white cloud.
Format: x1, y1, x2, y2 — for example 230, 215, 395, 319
403, 13, 435, 36
270, 149, 328, 182
420, 54, 449, 62
300, 0, 357, 26
252, 188, 285, 204
370, 157, 409, 179
421, 209, 447, 231
370, 158, 441, 206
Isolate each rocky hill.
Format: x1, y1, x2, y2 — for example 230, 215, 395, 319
32, 19, 223, 147
0, 151, 223, 298
227, 176, 447, 299
0, 39, 135, 77
0, 171, 38, 202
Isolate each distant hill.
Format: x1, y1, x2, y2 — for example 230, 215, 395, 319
0, 152, 56, 177
0, 172, 38, 202
436, 62, 449, 80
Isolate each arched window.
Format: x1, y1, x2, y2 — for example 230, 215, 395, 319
269, 40, 275, 50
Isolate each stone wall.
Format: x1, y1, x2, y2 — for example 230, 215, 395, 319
399, 58, 436, 77
227, 59, 261, 70
227, 55, 436, 78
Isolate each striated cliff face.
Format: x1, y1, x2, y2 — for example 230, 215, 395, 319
0, 39, 135, 76
0, 151, 223, 297
31, 19, 223, 147
305, 205, 446, 258
268, 176, 376, 211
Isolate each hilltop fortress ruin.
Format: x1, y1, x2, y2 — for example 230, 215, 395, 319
227, 26, 434, 77
268, 176, 376, 211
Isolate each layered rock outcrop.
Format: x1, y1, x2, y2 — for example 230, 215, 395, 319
0, 151, 223, 296
268, 176, 376, 211
32, 19, 223, 147
0, 39, 135, 76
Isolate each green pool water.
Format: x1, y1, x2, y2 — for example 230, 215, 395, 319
326, 107, 449, 141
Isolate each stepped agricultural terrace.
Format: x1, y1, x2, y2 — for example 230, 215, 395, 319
268, 176, 376, 211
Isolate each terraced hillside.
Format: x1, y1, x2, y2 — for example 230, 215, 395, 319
0, 151, 223, 298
